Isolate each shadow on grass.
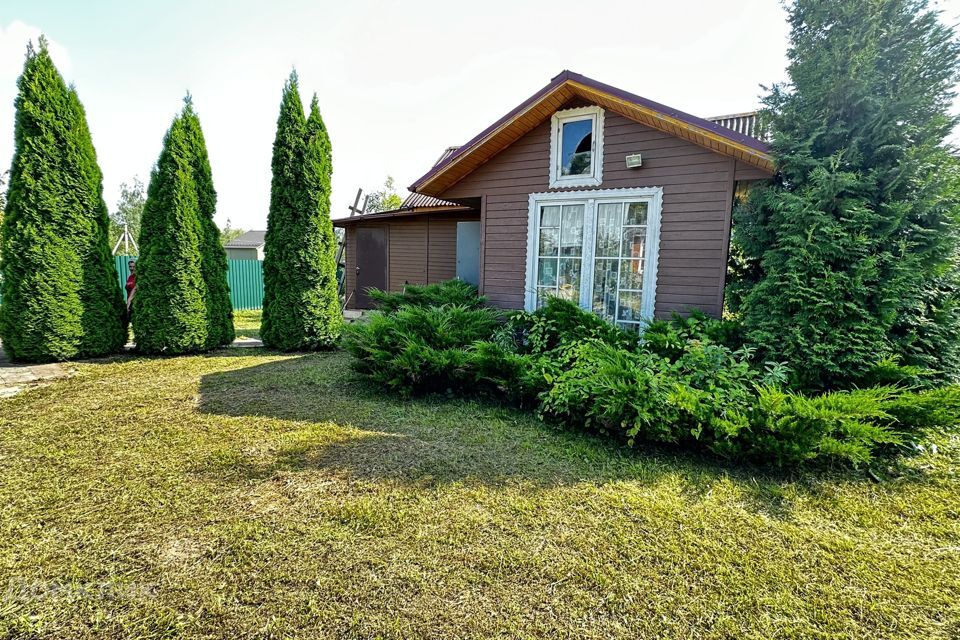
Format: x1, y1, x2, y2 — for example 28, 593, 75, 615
196, 351, 922, 515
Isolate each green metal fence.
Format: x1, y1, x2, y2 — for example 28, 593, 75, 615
115, 255, 264, 311
225, 259, 264, 310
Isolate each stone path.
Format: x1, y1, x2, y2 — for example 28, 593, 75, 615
0, 334, 277, 398
0, 352, 70, 398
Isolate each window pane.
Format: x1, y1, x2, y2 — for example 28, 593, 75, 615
621, 227, 646, 259
595, 203, 622, 257
537, 258, 558, 286
625, 202, 648, 226
560, 204, 584, 256
558, 258, 581, 302
540, 205, 561, 228
592, 259, 619, 319
617, 291, 643, 322
617, 321, 642, 334
560, 119, 593, 176
538, 228, 559, 256
620, 259, 643, 291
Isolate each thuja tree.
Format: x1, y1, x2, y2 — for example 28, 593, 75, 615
133, 111, 208, 354
730, 0, 960, 390
261, 73, 342, 350
181, 98, 235, 348
0, 39, 125, 362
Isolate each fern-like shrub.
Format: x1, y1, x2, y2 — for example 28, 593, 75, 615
342, 283, 960, 467
367, 280, 485, 313
341, 304, 502, 395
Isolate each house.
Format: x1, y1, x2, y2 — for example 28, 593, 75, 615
334, 71, 774, 329
225, 230, 266, 260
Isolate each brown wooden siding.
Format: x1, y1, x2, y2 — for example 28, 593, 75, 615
344, 225, 358, 309
387, 219, 428, 291
343, 213, 480, 309
427, 218, 459, 282
438, 107, 764, 317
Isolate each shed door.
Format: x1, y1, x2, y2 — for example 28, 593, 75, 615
355, 227, 387, 309
456, 221, 481, 286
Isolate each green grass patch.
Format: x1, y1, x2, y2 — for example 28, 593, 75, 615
233, 309, 261, 340
0, 349, 958, 638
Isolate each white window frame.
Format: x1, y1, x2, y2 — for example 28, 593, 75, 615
524, 187, 663, 323
549, 106, 604, 188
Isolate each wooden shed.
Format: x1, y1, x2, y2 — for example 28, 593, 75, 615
336, 70, 774, 329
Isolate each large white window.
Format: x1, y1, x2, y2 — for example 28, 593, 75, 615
549, 106, 604, 188
525, 188, 663, 331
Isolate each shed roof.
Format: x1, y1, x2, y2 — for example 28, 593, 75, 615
410, 70, 775, 196
225, 230, 266, 248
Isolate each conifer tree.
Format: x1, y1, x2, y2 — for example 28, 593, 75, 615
730, 0, 960, 389
0, 39, 125, 362
181, 99, 235, 348
261, 72, 342, 350
133, 112, 208, 354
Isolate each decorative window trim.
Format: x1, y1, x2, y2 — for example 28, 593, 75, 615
548, 106, 604, 189
524, 187, 663, 321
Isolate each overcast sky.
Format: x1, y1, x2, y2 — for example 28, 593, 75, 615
2, 0, 960, 231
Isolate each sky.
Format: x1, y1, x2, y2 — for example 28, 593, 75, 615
2, 0, 960, 232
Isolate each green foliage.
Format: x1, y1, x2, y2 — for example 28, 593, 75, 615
182, 100, 234, 348
883, 385, 960, 432
219, 218, 244, 246
133, 108, 208, 354
504, 296, 639, 355
642, 310, 744, 361
746, 386, 902, 466
109, 177, 145, 255
730, 0, 960, 389
365, 176, 404, 213
344, 282, 959, 467
367, 280, 485, 313
261, 75, 342, 350
341, 304, 502, 395
540, 340, 777, 454
0, 39, 126, 362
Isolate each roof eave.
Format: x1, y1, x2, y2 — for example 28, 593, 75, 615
410, 71, 775, 197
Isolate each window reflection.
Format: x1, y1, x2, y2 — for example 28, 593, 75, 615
561, 119, 592, 176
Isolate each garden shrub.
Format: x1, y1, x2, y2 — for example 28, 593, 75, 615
367, 280, 485, 313
468, 340, 554, 406
182, 100, 235, 349
883, 385, 960, 432
341, 304, 502, 395
745, 386, 903, 467
261, 73, 342, 351
642, 311, 744, 362
539, 340, 781, 454
343, 280, 960, 468
503, 296, 639, 355
1, 39, 126, 362
134, 108, 208, 354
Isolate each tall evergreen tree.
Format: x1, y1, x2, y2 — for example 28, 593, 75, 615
181, 98, 235, 348
1, 39, 125, 362
133, 112, 208, 354
261, 73, 342, 350
730, 0, 960, 389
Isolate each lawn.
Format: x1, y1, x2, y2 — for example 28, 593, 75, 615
232, 309, 262, 340
0, 343, 959, 637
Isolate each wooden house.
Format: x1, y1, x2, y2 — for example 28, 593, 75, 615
334, 70, 773, 330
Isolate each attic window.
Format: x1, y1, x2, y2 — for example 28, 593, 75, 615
549, 106, 604, 188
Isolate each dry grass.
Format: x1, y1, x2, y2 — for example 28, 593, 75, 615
0, 346, 958, 638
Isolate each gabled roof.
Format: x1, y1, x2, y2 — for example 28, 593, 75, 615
225, 230, 266, 248
410, 70, 775, 197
